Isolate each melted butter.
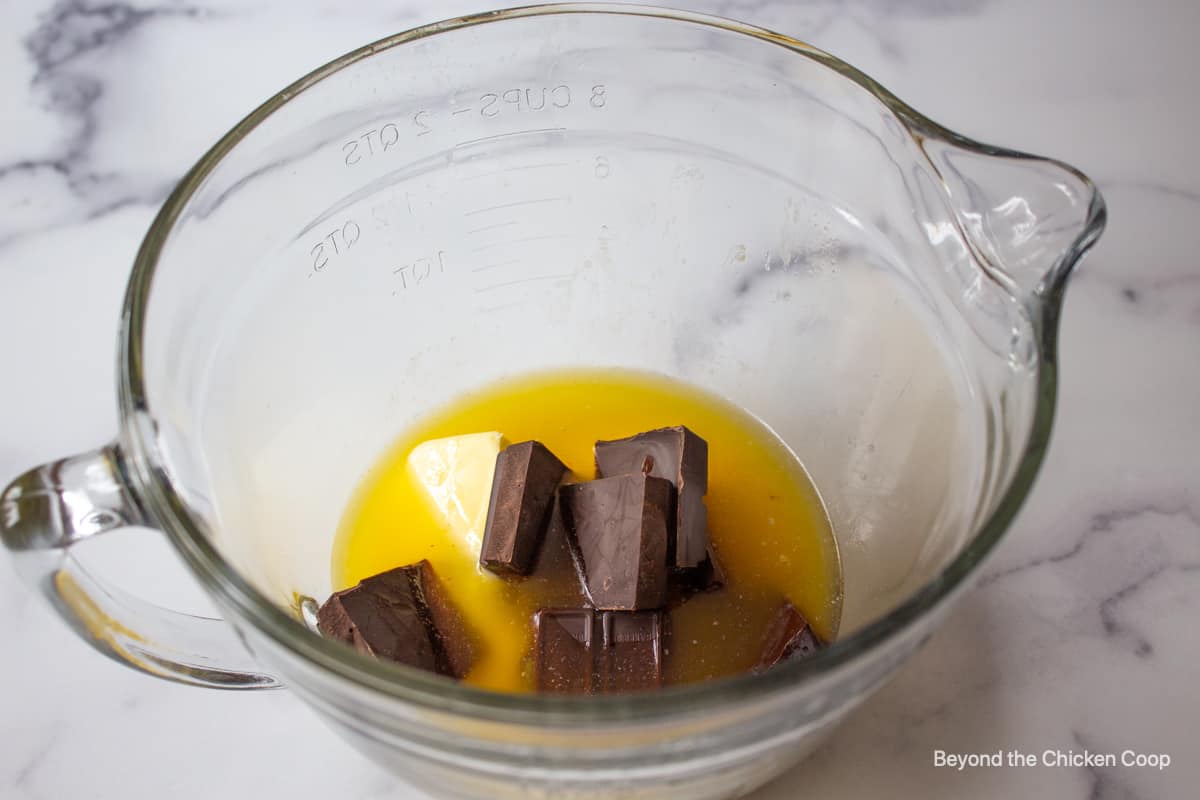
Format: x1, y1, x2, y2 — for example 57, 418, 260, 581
331, 368, 842, 692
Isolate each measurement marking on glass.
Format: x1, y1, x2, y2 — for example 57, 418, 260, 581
392, 250, 447, 290
473, 273, 574, 293
455, 127, 566, 149
471, 259, 522, 273
465, 220, 518, 235
469, 234, 574, 254
462, 161, 570, 180
308, 219, 361, 274
463, 197, 565, 216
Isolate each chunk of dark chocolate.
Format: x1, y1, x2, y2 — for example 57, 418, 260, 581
317, 561, 473, 678
755, 602, 822, 671
677, 544, 726, 595
535, 608, 665, 693
594, 426, 709, 570
599, 610, 666, 692
480, 441, 568, 575
419, 562, 476, 679
534, 609, 594, 694
561, 474, 672, 610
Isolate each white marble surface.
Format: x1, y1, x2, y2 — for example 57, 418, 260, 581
2, 1, 1197, 798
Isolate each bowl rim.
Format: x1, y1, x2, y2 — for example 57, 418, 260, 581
118, 2, 1105, 724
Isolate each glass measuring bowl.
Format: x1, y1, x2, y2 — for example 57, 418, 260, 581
0, 5, 1104, 799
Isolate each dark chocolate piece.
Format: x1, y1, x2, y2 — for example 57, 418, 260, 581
418, 562, 476, 679
534, 609, 594, 694
594, 426, 709, 570
535, 608, 664, 693
561, 474, 672, 610
525, 493, 589, 606
480, 441, 568, 575
756, 602, 822, 671
677, 544, 726, 595
317, 561, 473, 678
599, 610, 665, 692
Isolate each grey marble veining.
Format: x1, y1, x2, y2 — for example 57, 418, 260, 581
1, 1, 1197, 798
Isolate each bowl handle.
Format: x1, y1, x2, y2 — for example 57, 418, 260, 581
1, 444, 280, 689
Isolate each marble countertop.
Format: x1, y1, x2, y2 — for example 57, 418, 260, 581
2, 1, 1197, 798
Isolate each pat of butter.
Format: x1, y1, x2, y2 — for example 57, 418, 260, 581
406, 432, 504, 560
